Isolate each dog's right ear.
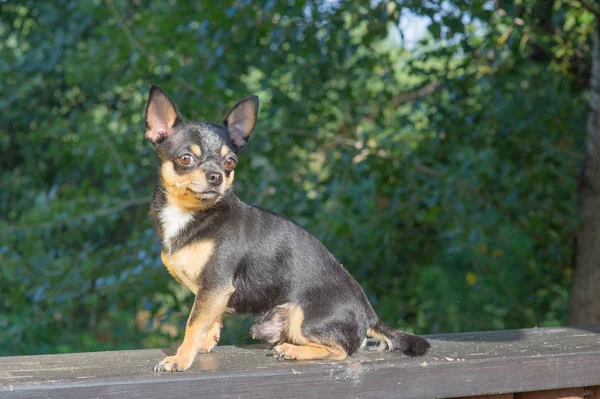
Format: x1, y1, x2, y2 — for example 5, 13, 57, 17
144, 85, 183, 144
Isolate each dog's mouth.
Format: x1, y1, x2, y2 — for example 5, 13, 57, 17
188, 188, 221, 200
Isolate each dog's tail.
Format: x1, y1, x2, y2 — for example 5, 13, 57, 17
367, 319, 430, 357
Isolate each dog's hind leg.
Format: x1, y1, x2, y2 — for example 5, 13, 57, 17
272, 342, 347, 360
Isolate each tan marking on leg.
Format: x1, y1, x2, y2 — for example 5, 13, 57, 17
220, 145, 231, 157
199, 317, 222, 352
268, 304, 346, 361
160, 240, 214, 293
155, 285, 235, 372
280, 303, 307, 344
190, 144, 202, 157
273, 342, 347, 361
367, 327, 392, 350
367, 328, 386, 340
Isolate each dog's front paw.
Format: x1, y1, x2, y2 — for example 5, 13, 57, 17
153, 354, 193, 372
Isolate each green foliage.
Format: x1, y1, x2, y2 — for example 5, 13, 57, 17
0, 0, 590, 355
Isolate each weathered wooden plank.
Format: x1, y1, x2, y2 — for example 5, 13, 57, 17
460, 387, 600, 399
515, 388, 584, 399
0, 326, 599, 399
585, 386, 600, 399
456, 394, 514, 399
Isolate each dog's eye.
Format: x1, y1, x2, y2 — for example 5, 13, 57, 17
177, 154, 194, 166
224, 157, 237, 169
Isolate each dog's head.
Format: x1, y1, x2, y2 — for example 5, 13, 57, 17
144, 85, 259, 211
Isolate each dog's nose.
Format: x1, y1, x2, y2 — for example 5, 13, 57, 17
205, 171, 223, 186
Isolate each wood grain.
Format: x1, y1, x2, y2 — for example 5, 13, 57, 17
0, 326, 599, 399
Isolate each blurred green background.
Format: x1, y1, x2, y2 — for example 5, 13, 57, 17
0, 0, 592, 355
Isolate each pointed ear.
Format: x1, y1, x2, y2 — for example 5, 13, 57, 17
222, 96, 259, 149
144, 85, 183, 144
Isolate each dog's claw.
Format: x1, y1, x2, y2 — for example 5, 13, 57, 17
154, 362, 164, 372
170, 363, 178, 372
154, 356, 187, 372
269, 348, 291, 360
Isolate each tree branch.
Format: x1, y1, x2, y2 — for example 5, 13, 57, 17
390, 81, 441, 107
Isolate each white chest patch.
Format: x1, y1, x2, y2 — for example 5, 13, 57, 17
160, 204, 193, 252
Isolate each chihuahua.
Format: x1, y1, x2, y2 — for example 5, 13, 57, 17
144, 85, 429, 372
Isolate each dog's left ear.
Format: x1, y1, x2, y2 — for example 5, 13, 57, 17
222, 96, 259, 149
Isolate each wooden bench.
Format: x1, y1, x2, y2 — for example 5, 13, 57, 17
1, 326, 599, 398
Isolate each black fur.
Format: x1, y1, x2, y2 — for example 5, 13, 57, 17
146, 85, 429, 358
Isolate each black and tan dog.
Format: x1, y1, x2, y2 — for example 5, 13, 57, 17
144, 85, 429, 372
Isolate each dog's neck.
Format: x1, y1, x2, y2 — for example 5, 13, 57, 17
151, 186, 238, 253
